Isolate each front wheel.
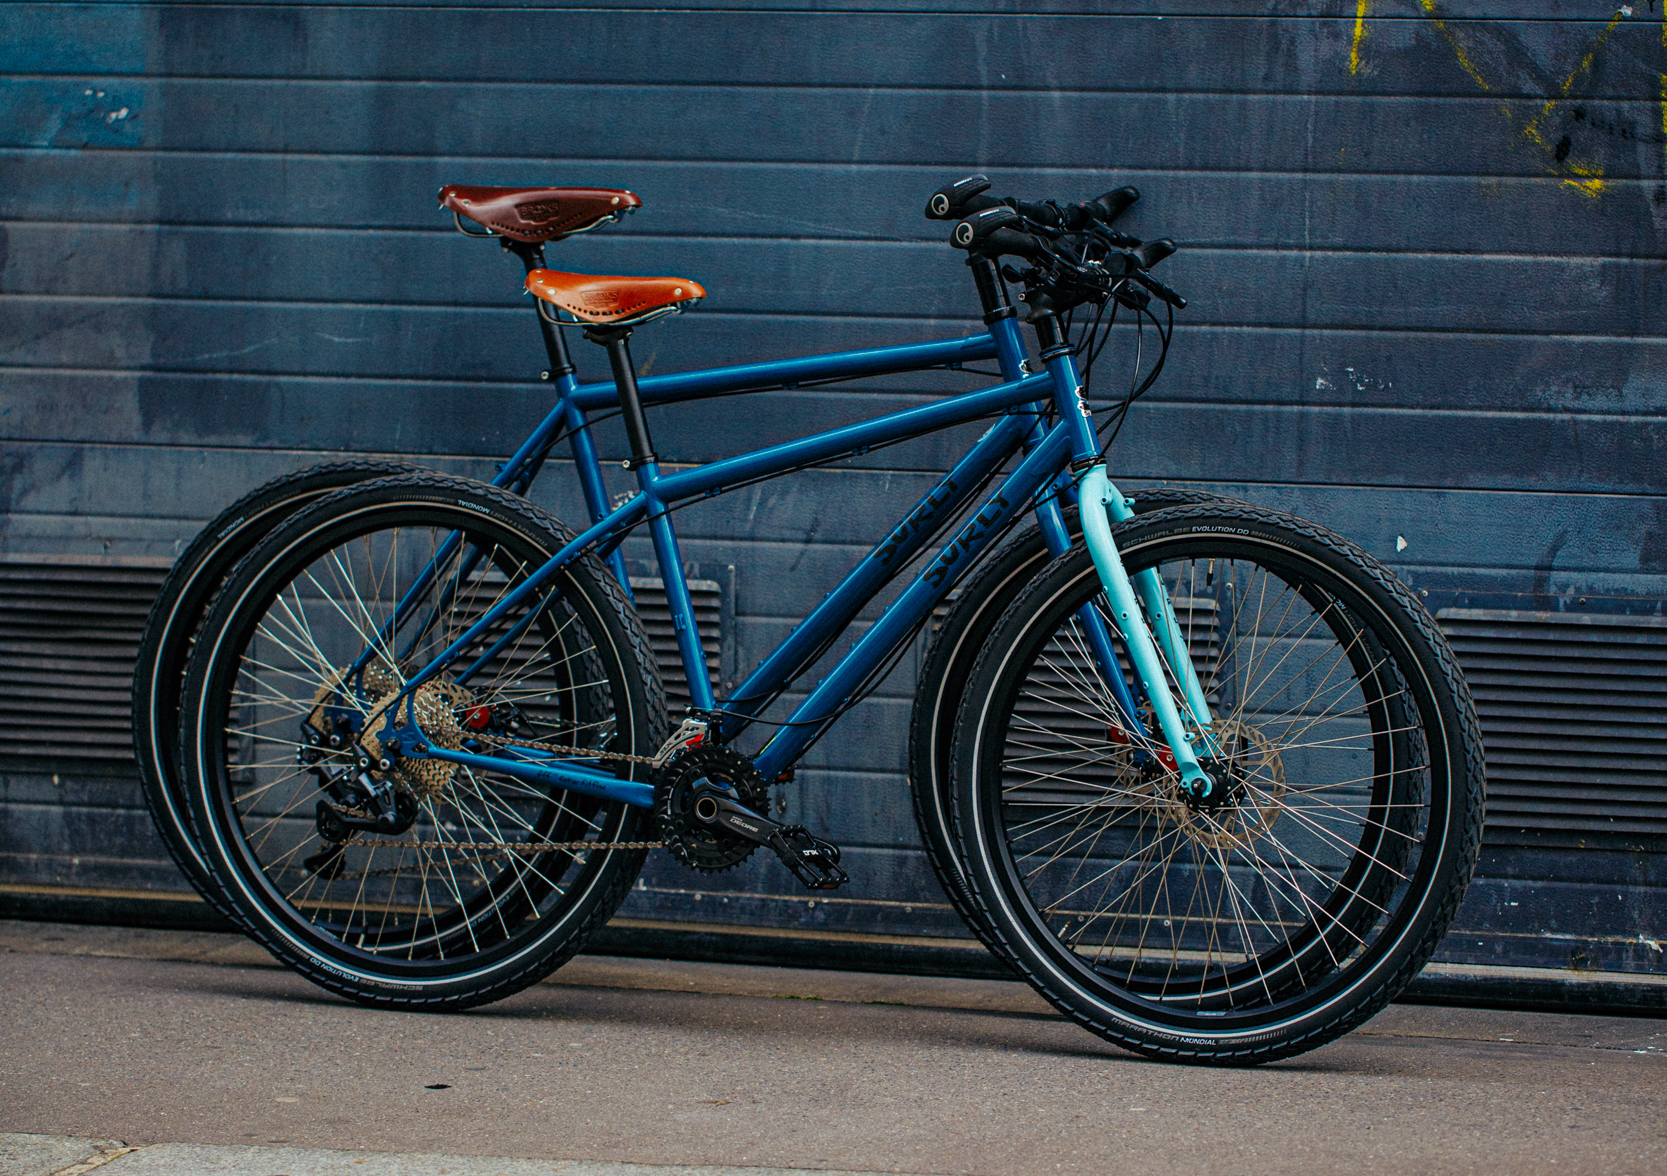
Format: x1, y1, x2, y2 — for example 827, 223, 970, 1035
951, 505, 1484, 1064
909, 488, 1245, 958
180, 474, 666, 1011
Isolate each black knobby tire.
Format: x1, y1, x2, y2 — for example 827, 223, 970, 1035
179, 473, 666, 1011
950, 504, 1484, 1064
133, 460, 428, 920
908, 488, 1243, 958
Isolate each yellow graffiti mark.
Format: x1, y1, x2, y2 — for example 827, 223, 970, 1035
1413, 1, 1617, 198
1350, 0, 1369, 76
1418, 0, 1493, 93
1527, 12, 1621, 136
1519, 13, 1621, 195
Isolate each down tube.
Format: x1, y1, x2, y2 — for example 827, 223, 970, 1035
716, 409, 1043, 738
752, 424, 1072, 780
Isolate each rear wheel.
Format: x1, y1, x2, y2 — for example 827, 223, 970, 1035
951, 504, 1483, 1063
133, 460, 428, 922
181, 474, 664, 1010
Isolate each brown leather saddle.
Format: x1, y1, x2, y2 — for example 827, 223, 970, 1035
438, 184, 642, 242
525, 269, 706, 327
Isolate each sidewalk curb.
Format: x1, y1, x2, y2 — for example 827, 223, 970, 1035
3, 1137, 912, 1176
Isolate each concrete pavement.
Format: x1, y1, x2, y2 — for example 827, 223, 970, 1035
4, 920, 1667, 1175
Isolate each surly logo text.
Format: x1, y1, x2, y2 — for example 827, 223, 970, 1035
925, 492, 1009, 589
875, 475, 959, 565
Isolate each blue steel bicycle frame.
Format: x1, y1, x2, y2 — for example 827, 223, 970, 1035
383, 304, 1218, 810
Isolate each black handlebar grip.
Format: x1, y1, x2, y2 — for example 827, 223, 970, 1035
1080, 187, 1140, 228
926, 174, 993, 220
976, 226, 1045, 261
951, 205, 1021, 247
1132, 237, 1177, 269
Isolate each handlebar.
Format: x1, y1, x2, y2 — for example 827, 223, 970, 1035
930, 175, 1186, 312
949, 220, 1186, 308
925, 174, 1141, 234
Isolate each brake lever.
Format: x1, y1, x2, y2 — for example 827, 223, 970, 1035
1127, 270, 1187, 309
1111, 281, 1151, 311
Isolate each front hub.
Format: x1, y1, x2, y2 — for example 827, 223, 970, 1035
1181, 757, 1239, 812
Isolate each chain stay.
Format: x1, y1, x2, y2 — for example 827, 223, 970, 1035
315, 723, 695, 866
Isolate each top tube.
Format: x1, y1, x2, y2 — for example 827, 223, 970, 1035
565, 333, 999, 413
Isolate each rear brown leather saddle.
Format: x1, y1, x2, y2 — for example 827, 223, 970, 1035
438, 185, 642, 242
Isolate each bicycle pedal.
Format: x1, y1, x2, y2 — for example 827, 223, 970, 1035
687, 785, 848, 890
767, 825, 849, 891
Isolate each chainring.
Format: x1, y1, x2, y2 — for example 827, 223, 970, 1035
654, 744, 770, 872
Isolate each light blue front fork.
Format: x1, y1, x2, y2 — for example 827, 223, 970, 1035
1077, 464, 1221, 794
1039, 337, 1220, 793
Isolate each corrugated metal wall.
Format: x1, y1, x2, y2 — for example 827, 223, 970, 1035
2, 1, 1664, 974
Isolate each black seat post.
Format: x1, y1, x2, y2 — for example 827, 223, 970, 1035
586, 327, 658, 471
506, 240, 576, 382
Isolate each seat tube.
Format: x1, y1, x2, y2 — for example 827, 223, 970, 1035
598, 330, 715, 713
508, 238, 630, 590
561, 395, 631, 591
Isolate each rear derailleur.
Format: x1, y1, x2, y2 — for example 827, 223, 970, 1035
297, 716, 421, 878
655, 739, 848, 891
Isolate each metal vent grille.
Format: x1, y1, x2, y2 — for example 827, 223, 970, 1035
629, 577, 721, 711
1437, 608, 1667, 838
0, 560, 723, 770
0, 555, 171, 769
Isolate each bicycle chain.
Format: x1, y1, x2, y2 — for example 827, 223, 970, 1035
341, 836, 665, 853
309, 833, 665, 880
485, 731, 664, 768
318, 733, 668, 872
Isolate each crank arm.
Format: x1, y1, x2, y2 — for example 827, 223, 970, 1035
692, 789, 849, 890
